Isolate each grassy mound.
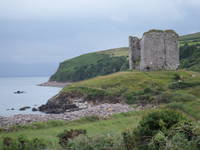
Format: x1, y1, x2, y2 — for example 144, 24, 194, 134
61, 70, 200, 105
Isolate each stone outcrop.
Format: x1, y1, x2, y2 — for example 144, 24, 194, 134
129, 30, 179, 71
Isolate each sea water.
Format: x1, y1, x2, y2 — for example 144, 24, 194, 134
0, 77, 61, 116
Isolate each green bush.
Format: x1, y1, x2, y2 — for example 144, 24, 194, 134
2, 135, 48, 150
173, 73, 182, 81
164, 121, 200, 150
122, 109, 187, 150
65, 134, 124, 150
169, 81, 200, 89
148, 131, 166, 150
57, 129, 87, 148
122, 129, 136, 150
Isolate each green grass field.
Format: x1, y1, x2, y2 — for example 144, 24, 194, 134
0, 110, 146, 149
62, 70, 200, 104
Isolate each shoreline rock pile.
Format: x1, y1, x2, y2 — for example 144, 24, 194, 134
0, 103, 137, 127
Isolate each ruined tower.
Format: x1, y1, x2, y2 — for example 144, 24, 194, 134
129, 36, 141, 70
129, 30, 179, 71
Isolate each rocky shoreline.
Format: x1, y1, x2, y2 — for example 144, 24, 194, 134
0, 103, 138, 128
38, 81, 72, 88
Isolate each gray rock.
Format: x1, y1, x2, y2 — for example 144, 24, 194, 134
19, 106, 31, 111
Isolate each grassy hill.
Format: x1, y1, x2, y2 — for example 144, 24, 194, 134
50, 47, 129, 82
50, 32, 200, 82
179, 32, 200, 46
180, 43, 200, 72
61, 70, 200, 104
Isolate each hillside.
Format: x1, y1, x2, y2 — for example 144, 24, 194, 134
50, 47, 129, 82
179, 32, 200, 45
40, 70, 200, 113
180, 43, 200, 72
50, 32, 200, 82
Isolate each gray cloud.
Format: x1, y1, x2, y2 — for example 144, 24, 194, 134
0, 0, 200, 76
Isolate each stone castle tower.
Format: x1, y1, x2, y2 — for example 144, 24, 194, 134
129, 30, 179, 71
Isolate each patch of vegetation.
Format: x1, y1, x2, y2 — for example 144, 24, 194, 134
122, 109, 200, 150
0, 110, 144, 148
180, 43, 200, 72
61, 70, 200, 105
50, 47, 129, 82
57, 129, 86, 148
179, 32, 200, 43
1, 135, 48, 150
64, 134, 124, 150
169, 81, 200, 89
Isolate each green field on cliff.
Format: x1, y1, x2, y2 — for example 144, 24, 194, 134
50, 47, 129, 82
50, 32, 200, 82
62, 70, 200, 105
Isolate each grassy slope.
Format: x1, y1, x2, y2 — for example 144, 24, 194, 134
179, 32, 200, 45
0, 111, 145, 148
50, 47, 129, 82
62, 70, 200, 103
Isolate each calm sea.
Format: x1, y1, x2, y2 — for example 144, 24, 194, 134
0, 77, 61, 116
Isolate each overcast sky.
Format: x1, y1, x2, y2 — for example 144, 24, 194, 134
0, 0, 200, 76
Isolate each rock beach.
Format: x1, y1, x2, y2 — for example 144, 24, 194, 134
0, 103, 137, 127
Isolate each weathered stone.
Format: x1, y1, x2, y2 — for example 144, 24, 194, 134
19, 106, 31, 111
129, 36, 141, 69
129, 29, 179, 71
32, 107, 38, 112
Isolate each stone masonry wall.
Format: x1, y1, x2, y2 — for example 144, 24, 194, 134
129, 30, 179, 71
129, 36, 141, 69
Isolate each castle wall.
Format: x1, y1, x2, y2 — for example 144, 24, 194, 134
128, 30, 179, 71
140, 32, 166, 71
129, 36, 140, 70
164, 32, 179, 70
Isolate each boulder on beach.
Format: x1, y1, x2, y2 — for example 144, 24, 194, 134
19, 106, 31, 111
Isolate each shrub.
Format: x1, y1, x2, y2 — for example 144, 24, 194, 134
122, 109, 187, 150
124, 88, 162, 104
2, 135, 48, 150
169, 81, 200, 89
57, 129, 87, 148
65, 134, 124, 150
173, 73, 182, 81
148, 131, 166, 150
122, 129, 136, 150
